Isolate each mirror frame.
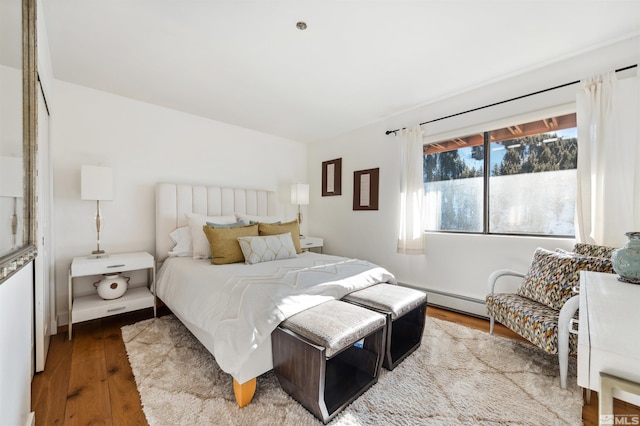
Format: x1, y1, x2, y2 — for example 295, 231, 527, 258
0, 0, 37, 284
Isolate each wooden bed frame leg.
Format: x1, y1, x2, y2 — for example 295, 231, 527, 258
233, 378, 256, 408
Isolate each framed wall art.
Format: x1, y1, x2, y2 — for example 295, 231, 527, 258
322, 158, 342, 196
353, 168, 379, 211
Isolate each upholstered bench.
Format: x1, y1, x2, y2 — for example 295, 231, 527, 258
271, 299, 387, 424
343, 283, 428, 370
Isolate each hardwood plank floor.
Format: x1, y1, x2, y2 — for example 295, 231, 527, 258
32, 305, 639, 425
32, 308, 156, 426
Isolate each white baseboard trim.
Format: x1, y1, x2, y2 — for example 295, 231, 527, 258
26, 412, 35, 426
57, 312, 69, 328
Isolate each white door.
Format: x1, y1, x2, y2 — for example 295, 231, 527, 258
34, 83, 53, 372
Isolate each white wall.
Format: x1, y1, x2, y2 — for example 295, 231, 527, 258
308, 36, 640, 317
0, 264, 34, 426
51, 81, 308, 324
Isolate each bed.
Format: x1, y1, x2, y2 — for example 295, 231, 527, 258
154, 183, 396, 406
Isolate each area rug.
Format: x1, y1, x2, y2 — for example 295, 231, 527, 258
121, 315, 582, 425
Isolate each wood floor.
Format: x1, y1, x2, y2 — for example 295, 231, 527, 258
32, 305, 639, 425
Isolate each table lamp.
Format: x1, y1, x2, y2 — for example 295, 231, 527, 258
81, 165, 113, 257
291, 183, 309, 226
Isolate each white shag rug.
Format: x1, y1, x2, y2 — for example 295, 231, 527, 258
122, 315, 582, 425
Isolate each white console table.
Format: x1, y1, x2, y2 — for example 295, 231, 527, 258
577, 271, 640, 409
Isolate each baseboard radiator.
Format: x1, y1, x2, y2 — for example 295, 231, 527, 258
398, 282, 489, 319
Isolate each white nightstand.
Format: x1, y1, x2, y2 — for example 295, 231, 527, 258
300, 236, 324, 253
68, 252, 156, 339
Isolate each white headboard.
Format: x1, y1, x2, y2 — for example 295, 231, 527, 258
155, 183, 276, 262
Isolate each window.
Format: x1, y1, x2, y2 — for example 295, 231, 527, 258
424, 112, 577, 236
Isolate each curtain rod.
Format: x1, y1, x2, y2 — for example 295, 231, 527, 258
385, 64, 638, 136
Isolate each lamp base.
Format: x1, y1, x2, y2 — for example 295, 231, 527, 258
88, 250, 109, 259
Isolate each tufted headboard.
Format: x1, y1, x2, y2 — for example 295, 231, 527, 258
155, 183, 276, 263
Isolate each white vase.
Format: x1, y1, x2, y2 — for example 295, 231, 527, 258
93, 274, 130, 299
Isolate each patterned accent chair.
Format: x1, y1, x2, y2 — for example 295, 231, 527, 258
485, 243, 617, 389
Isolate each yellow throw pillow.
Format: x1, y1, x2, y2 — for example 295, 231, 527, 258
203, 223, 259, 265
258, 220, 302, 254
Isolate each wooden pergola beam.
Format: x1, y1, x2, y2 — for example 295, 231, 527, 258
424, 113, 576, 155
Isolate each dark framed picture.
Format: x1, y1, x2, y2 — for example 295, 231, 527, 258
353, 168, 379, 210
322, 158, 342, 196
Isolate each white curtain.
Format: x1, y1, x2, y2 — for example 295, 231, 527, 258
397, 126, 425, 254
575, 69, 640, 247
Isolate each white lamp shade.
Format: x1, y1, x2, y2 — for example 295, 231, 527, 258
0, 156, 23, 198
291, 183, 309, 205
81, 165, 113, 201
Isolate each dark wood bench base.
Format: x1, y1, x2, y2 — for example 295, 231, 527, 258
384, 300, 427, 370
343, 285, 428, 370
272, 320, 386, 423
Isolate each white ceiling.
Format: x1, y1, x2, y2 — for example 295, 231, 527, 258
42, 1, 640, 143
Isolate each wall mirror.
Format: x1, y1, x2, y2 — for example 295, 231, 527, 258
0, 0, 37, 284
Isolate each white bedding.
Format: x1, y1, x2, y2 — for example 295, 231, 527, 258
156, 252, 396, 382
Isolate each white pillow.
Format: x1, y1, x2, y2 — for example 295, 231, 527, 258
235, 213, 293, 225
237, 232, 298, 265
186, 213, 237, 259
168, 226, 192, 257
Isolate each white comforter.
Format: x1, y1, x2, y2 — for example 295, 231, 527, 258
156, 252, 396, 378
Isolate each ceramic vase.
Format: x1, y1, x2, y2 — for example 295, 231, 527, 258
611, 232, 640, 284
93, 274, 130, 299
